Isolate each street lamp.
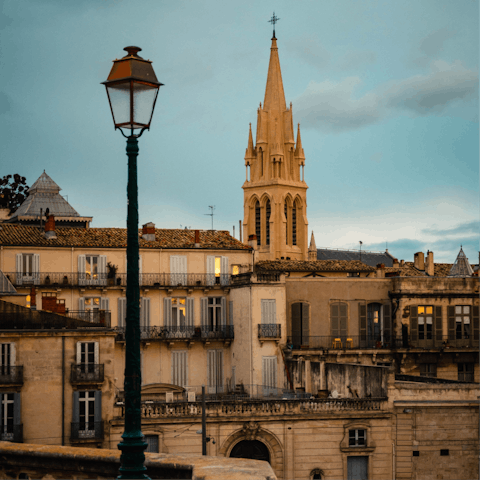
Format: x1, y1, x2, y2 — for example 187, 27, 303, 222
103, 46, 163, 479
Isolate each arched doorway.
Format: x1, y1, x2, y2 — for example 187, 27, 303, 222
230, 440, 270, 463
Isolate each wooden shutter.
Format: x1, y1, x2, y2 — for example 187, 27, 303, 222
9, 343, 15, 366
186, 298, 194, 327
33, 254, 40, 285
118, 297, 126, 328
359, 304, 367, 342
383, 304, 392, 341
291, 303, 302, 344
331, 304, 339, 337
100, 297, 109, 311
76, 342, 82, 364
220, 256, 229, 285
339, 303, 347, 338
13, 393, 21, 427
94, 342, 99, 365
163, 298, 172, 327
172, 351, 188, 387
302, 303, 309, 344
72, 391, 80, 423
94, 391, 102, 423
447, 306, 455, 340
78, 297, 85, 311
434, 306, 442, 342
473, 306, 479, 342
261, 300, 268, 324
180, 256, 187, 285
229, 301, 233, 325
262, 356, 277, 391
206, 256, 215, 286
15, 254, 23, 285
410, 306, 418, 342
221, 297, 227, 326
271, 300, 277, 323
216, 350, 224, 392
201, 298, 208, 326
78, 255, 86, 286
140, 297, 150, 328
207, 350, 216, 393
99, 256, 107, 285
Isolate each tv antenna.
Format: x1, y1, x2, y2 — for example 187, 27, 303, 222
204, 206, 215, 230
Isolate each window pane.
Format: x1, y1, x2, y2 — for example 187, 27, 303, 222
455, 306, 462, 314
418, 306, 425, 314
464, 306, 470, 314
426, 306, 433, 314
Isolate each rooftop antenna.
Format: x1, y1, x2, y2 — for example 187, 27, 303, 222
359, 241, 363, 262
268, 12, 280, 38
204, 206, 215, 231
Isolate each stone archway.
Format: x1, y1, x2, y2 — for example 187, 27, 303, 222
230, 440, 270, 463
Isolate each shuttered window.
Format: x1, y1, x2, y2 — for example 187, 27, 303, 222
291, 303, 309, 347
207, 256, 229, 286
172, 350, 188, 387
262, 356, 277, 395
331, 302, 347, 338
117, 297, 148, 329
170, 256, 187, 285
207, 350, 223, 394
78, 255, 107, 286
15, 254, 40, 285
261, 300, 276, 324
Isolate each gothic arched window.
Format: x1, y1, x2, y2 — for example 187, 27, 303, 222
265, 200, 271, 245
292, 201, 297, 246
284, 201, 288, 245
255, 201, 261, 246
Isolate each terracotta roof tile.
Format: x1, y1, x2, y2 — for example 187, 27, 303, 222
256, 259, 375, 273
0, 225, 251, 251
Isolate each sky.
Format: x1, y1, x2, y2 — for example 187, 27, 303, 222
0, 0, 478, 263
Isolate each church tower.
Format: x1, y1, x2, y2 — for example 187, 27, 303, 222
243, 35, 308, 260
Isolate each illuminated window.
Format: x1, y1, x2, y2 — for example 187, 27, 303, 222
418, 306, 433, 340
455, 305, 471, 339
26, 295, 31, 308
172, 298, 186, 326
85, 255, 98, 280
215, 257, 221, 278
232, 265, 239, 276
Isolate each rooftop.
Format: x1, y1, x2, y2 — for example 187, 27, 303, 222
256, 259, 375, 273
317, 247, 395, 267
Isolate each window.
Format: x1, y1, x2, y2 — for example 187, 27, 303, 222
207, 256, 229, 286
360, 303, 392, 348
265, 200, 271, 246
255, 201, 261, 245
78, 255, 106, 286
458, 363, 474, 382
15, 253, 39, 285
72, 390, 102, 439
284, 202, 288, 245
145, 435, 159, 453
0, 393, 20, 442
79, 297, 109, 323
420, 363, 437, 377
292, 202, 297, 246
76, 342, 99, 376
0, 343, 15, 375
172, 350, 188, 387
262, 356, 277, 396
232, 265, 240, 276
291, 302, 309, 348
410, 305, 442, 347
418, 306, 433, 340
117, 297, 150, 330
207, 350, 223, 394
331, 302, 347, 342
455, 306, 470, 339
170, 255, 187, 285
349, 429, 366, 447
163, 298, 194, 337
261, 299, 276, 324
201, 297, 226, 330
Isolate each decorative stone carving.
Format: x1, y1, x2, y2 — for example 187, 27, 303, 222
242, 421, 260, 440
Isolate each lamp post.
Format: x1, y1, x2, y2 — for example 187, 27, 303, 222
102, 46, 163, 479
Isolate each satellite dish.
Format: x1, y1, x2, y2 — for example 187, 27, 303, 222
331, 390, 339, 399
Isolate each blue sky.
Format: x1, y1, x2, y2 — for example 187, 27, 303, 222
0, 0, 478, 263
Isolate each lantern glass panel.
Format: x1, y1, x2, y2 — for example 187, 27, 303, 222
133, 82, 158, 127
106, 81, 131, 127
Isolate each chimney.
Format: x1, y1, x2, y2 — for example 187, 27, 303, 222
44, 214, 57, 239
194, 229, 201, 248
248, 234, 258, 250
142, 222, 155, 241
425, 250, 434, 276
376, 263, 385, 278
392, 258, 399, 268
413, 252, 425, 270
400, 259, 405, 267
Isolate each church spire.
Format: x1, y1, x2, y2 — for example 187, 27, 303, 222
244, 123, 255, 163
295, 123, 305, 159
308, 232, 317, 260
263, 37, 286, 112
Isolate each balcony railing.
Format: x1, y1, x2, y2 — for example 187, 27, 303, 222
66, 310, 111, 327
115, 325, 234, 342
70, 364, 104, 384
258, 324, 281, 338
70, 422, 103, 441
0, 366, 23, 385
287, 334, 479, 350
4, 272, 233, 288
0, 424, 23, 443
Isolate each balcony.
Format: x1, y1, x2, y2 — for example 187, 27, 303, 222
70, 422, 103, 441
258, 324, 281, 342
0, 366, 23, 385
66, 310, 111, 327
70, 364, 104, 384
200, 325, 234, 341
0, 424, 23, 443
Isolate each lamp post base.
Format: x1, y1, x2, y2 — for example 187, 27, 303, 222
118, 431, 149, 480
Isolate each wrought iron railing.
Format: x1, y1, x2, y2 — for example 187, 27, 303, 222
70, 364, 104, 383
70, 422, 103, 441
0, 366, 23, 384
200, 325, 234, 340
258, 324, 281, 338
287, 334, 479, 350
115, 325, 234, 342
0, 424, 23, 443
66, 310, 111, 327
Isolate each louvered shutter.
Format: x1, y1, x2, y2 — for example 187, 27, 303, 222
99, 256, 107, 286
339, 303, 347, 339
262, 356, 277, 394
216, 350, 224, 393
206, 256, 215, 286
383, 304, 392, 342
201, 298, 208, 326
78, 297, 85, 312
220, 256, 229, 286
207, 350, 216, 393
163, 298, 172, 327
473, 306, 479, 342
186, 298, 194, 327
101, 297, 109, 311
261, 300, 268, 324
140, 297, 150, 328
447, 306, 455, 341
72, 391, 80, 423
78, 255, 86, 286
76, 342, 82, 364
94, 342, 99, 365
172, 351, 188, 387
410, 306, 418, 343
434, 306, 443, 343
302, 303, 309, 344
13, 393, 21, 426
33, 254, 40, 285
94, 391, 102, 423
170, 256, 178, 285
180, 256, 187, 285
331, 304, 339, 337
221, 297, 227, 326
9, 343, 15, 366
15, 254, 23, 285
359, 304, 367, 344
291, 303, 302, 346
229, 301, 233, 325
118, 298, 126, 328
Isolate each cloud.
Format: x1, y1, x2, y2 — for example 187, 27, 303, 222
337, 51, 377, 71
422, 220, 479, 236
411, 28, 457, 67
385, 60, 478, 115
294, 78, 383, 132
286, 36, 330, 70
294, 60, 478, 132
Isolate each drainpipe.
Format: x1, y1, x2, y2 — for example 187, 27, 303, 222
249, 286, 253, 388
62, 335, 65, 446
392, 441, 395, 480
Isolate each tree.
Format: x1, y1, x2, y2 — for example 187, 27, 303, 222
0, 174, 29, 214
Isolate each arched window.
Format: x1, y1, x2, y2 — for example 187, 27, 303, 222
292, 201, 297, 246
255, 201, 261, 246
284, 202, 288, 245
265, 200, 271, 245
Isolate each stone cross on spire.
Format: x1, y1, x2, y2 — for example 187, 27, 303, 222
268, 12, 280, 38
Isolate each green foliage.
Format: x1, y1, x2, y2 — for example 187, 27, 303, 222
0, 174, 29, 214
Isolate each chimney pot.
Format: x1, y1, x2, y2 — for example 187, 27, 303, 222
194, 229, 200, 247
425, 251, 434, 276
44, 215, 57, 239
248, 234, 258, 250
142, 222, 155, 241
414, 252, 425, 270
